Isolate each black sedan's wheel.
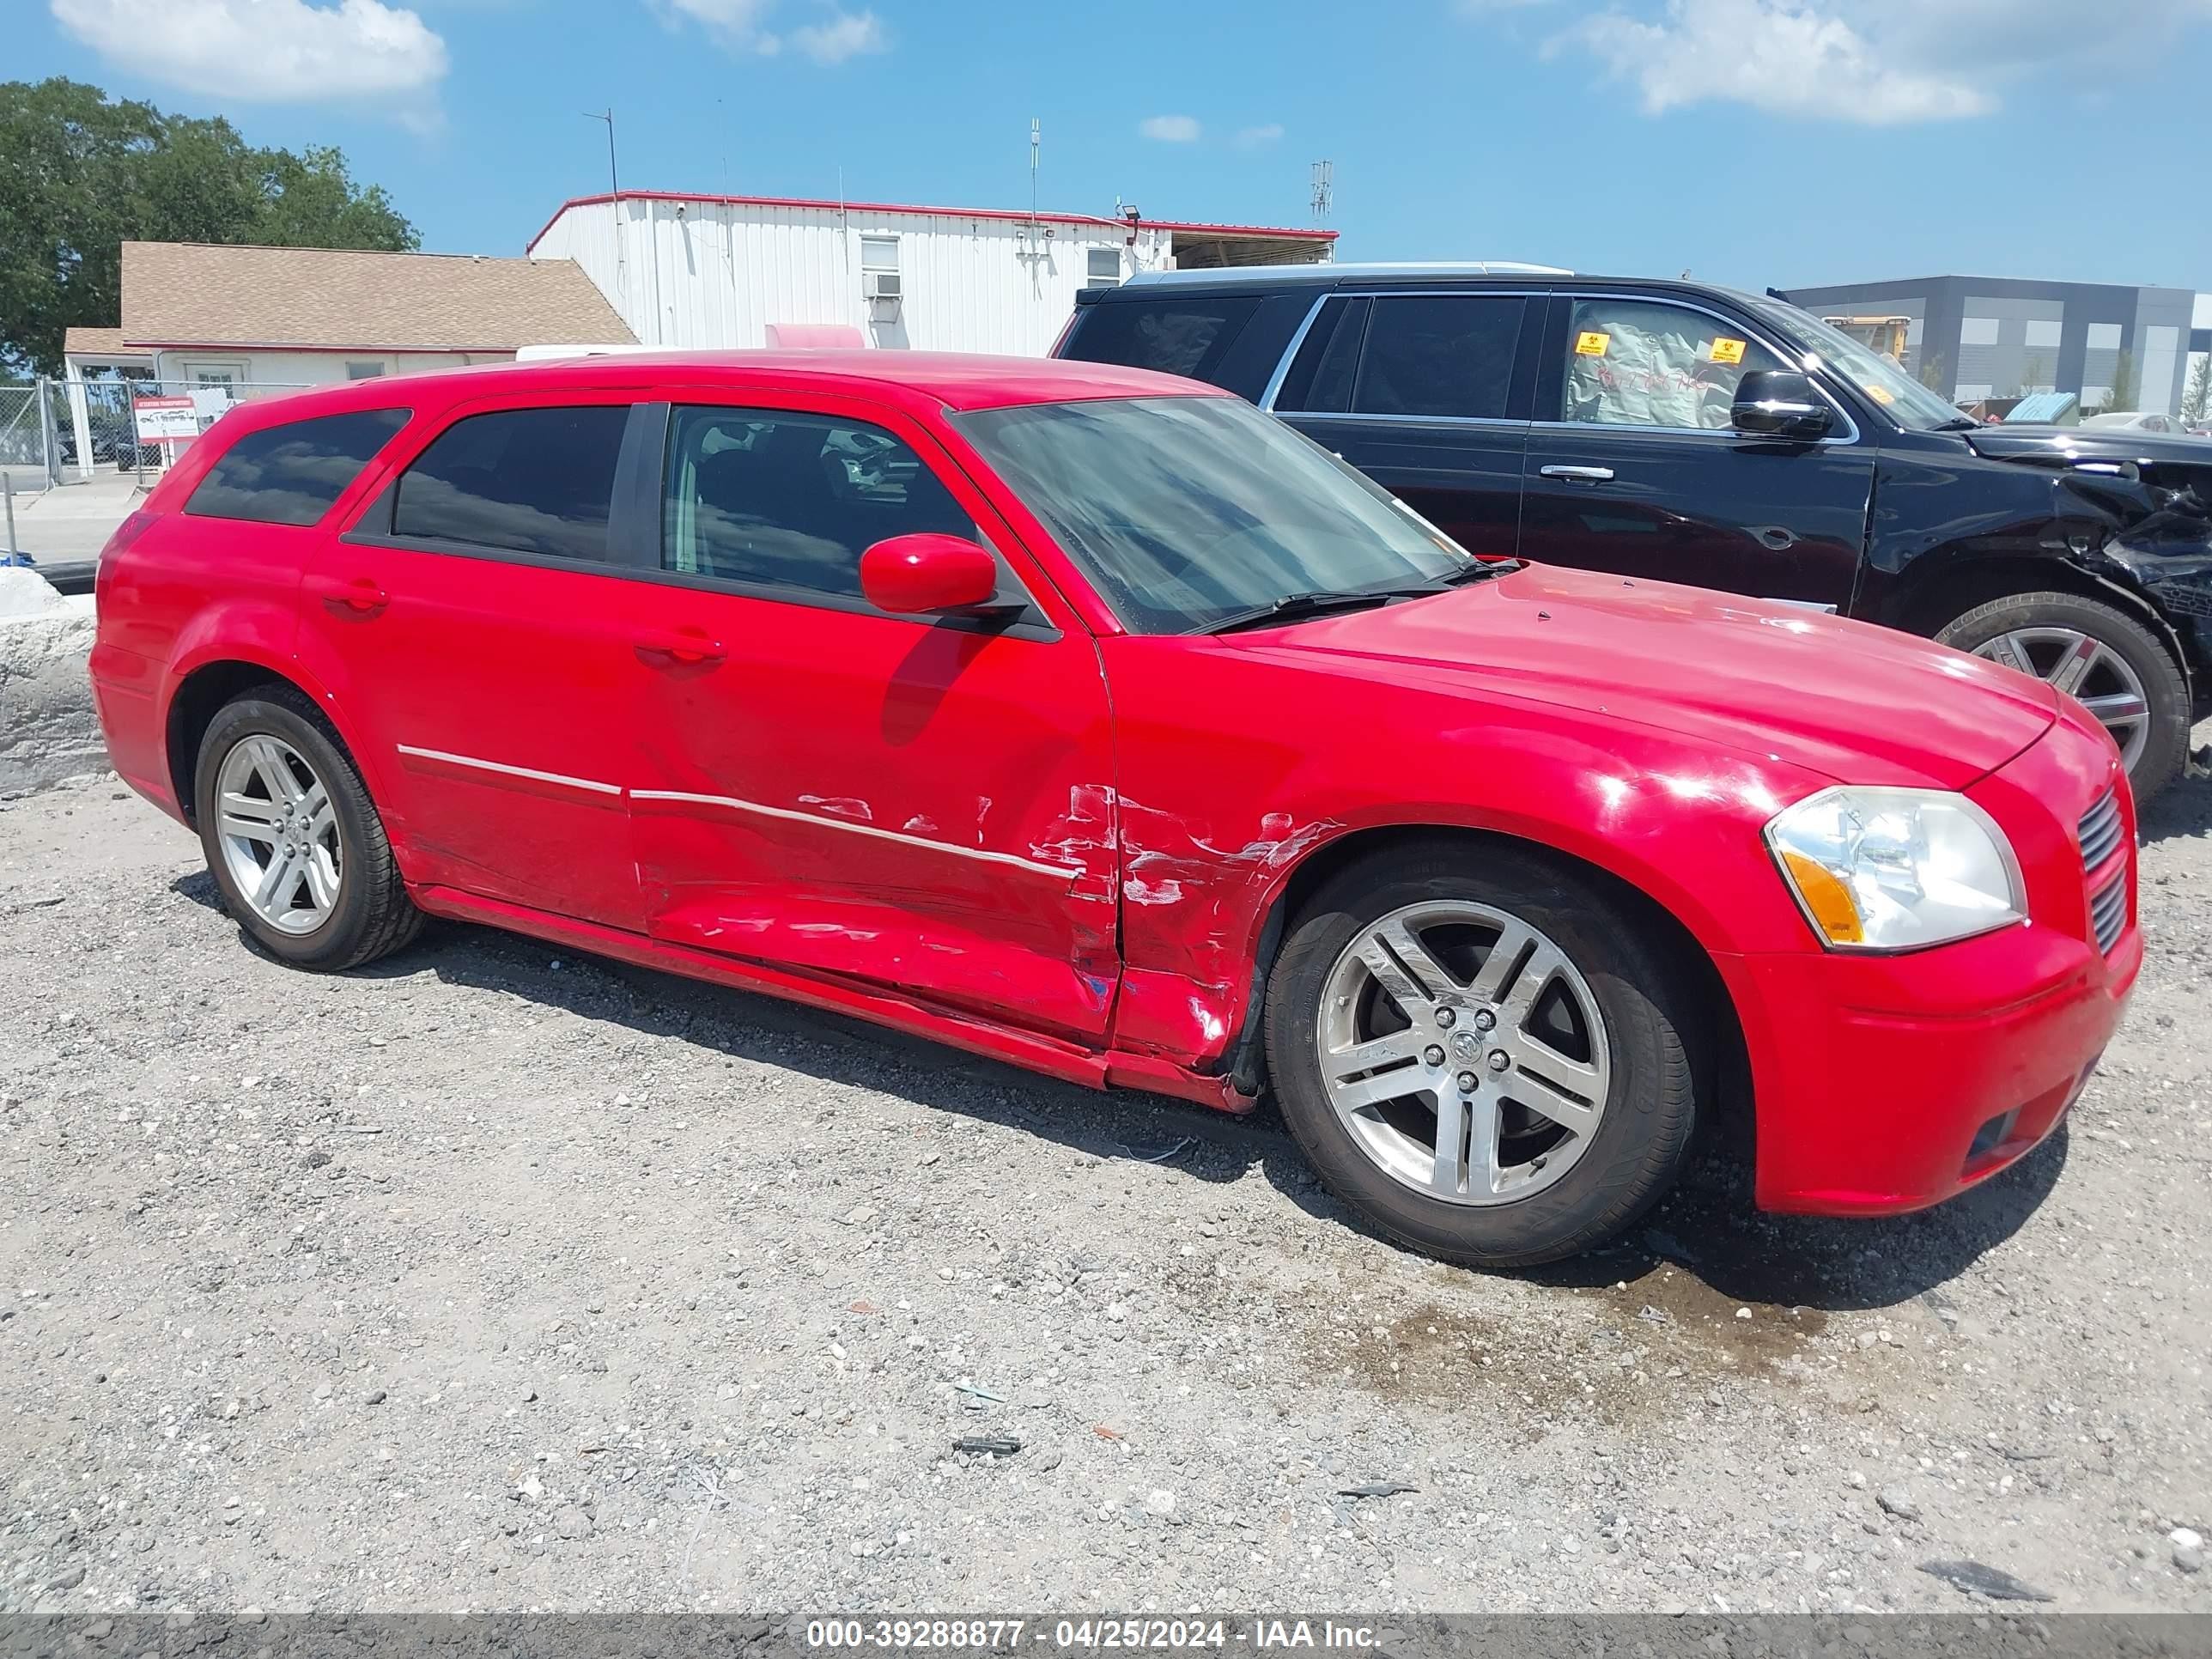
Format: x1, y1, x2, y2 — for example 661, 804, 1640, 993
1264, 841, 1700, 1268
1937, 591, 2189, 800
193, 685, 421, 971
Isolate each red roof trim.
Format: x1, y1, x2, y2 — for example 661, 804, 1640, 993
525, 191, 1337, 254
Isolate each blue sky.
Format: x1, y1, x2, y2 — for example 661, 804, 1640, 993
24, 0, 2212, 294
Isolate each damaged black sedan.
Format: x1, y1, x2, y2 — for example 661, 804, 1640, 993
1060, 270, 2212, 798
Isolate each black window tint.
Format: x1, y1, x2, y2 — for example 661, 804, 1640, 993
1060, 295, 1261, 386
1276, 295, 1368, 413
392, 406, 628, 561
185, 409, 409, 526
664, 407, 976, 602
1352, 295, 1525, 419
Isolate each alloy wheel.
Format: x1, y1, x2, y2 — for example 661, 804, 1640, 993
214, 734, 341, 935
1972, 626, 2152, 773
1316, 900, 1611, 1206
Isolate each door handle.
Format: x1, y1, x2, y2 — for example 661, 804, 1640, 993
635, 629, 726, 666
1538, 465, 1616, 483
306, 574, 388, 615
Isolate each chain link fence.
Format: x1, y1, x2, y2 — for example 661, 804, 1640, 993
59, 376, 317, 489
0, 382, 59, 499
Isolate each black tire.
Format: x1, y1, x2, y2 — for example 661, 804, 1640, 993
1936, 590, 2190, 801
192, 684, 422, 971
1263, 841, 1700, 1269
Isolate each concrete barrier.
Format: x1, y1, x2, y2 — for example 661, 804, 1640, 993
0, 566, 105, 797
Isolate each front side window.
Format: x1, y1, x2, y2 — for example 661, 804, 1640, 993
185, 408, 410, 526
1352, 295, 1524, 420
663, 406, 975, 601
392, 405, 629, 562
1559, 298, 1782, 430
956, 394, 1473, 635
1059, 295, 1261, 385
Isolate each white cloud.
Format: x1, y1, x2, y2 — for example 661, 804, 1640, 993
1546, 0, 2212, 124
1556, 0, 1985, 123
1233, 122, 1285, 149
661, 0, 777, 50
1139, 114, 1201, 142
51, 0, 447, 101
789, 7, 884, 62
661, 0, 885, 60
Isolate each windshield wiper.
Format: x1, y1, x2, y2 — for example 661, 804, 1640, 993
1200, 588, 1407, 635
1201, 563, 1522, 635
1435, 557, 1522, 585
1931, 416, 1983, 432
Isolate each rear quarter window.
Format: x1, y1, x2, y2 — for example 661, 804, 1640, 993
185, 408, 410, 526
1060, 295, 1262, 386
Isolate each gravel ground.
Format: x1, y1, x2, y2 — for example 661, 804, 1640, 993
3, 758, 2209, 1616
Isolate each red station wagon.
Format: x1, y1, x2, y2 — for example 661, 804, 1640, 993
90, 353, 2139, 1266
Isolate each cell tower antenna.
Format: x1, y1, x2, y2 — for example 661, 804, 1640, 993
1310, 159, 1333, 225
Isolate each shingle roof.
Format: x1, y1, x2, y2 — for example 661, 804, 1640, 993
114, 242, 635, 351
62, 326, 151, 359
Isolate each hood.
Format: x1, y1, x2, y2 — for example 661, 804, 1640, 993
1968, 425, 2212, 470
1251, 565, 2057, 790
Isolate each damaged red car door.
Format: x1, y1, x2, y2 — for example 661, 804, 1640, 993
625, 392, 1121, 1043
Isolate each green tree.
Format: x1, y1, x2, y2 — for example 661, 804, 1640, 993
2104, 348, 2139, 413
0, 78, 417, 375
2182, 353, 2211, 424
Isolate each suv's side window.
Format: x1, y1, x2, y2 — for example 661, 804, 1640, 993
663, 406, 976, 603
1559, 298, 1782, 431
1350, 295, 1524, 420
1060, 296, 1261, 384
392, 405, 630, 562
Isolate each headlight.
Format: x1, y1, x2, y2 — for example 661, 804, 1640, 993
1765, 787, 2025, 952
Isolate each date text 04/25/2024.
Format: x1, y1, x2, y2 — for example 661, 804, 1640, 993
801, 1621, 1382, 1650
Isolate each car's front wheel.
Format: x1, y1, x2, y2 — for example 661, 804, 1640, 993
1936, 591, 2189, 800
193, 685, 421, 971
1263, 842, 1700, 1268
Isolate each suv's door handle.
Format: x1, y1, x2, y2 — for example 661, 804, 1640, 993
306, 574, 388, 615
635, 629, 726, 666
1539, 465, 1616, 483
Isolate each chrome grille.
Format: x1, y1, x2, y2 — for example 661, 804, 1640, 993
2089, 871, 2129, 955
2079, 788, 2124, 873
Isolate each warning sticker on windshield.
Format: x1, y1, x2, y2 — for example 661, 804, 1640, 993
1867, 384, 1895, 404
1709, 337, 1746, 365
1574, 331, 1610, 357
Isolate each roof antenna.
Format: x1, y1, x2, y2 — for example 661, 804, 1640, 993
1310, 159, 1333, 226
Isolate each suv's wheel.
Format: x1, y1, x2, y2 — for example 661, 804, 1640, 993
1263, 842, 1699, 1269
1936, 591, 2190, 799
192, 685, 421, 970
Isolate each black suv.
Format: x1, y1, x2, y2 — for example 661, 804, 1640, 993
1057, 266, 2212, 799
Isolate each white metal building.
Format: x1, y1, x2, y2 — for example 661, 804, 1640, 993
526, 191, 1337, 358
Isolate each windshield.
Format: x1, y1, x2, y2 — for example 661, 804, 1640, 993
954, 395, 1474, 635
1744, 296, 1966, 431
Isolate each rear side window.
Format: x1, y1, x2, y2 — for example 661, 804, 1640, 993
664, 406, 975, 603
1060, 295, 1261, 386
185, 409, 409, 526
392, 406, 629, 562
1352, 295, 1525, 419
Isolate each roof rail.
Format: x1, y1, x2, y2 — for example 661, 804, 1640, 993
1126, 260, 1573, 285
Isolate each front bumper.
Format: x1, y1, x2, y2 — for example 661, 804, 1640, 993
1723, 720, 2138, 1217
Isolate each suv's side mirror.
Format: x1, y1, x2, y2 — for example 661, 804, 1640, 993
1732, 370, 1835, 441
859, 533, 1001, 615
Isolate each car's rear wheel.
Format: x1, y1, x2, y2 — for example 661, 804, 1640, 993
1263, 842, 1699, 1268
193, 686, 420, 970
1936, 591, 2189, 799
